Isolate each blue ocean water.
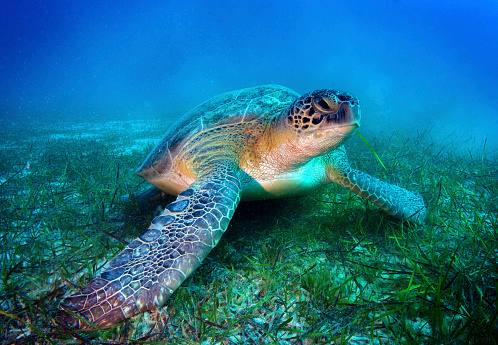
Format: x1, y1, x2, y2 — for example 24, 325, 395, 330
1, 0, 497, 152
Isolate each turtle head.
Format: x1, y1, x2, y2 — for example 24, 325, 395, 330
278, 89, 361, 156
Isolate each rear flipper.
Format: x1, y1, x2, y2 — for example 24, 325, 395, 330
326, 147, 426, 225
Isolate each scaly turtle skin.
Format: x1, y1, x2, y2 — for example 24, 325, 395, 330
56, 85, 426, 329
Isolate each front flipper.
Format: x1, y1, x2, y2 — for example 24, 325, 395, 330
326, 147, 426, 224
57, 163, 241, 329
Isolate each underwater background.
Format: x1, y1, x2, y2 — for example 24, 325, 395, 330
1, 0, 497, 344
1, 0, 497, 153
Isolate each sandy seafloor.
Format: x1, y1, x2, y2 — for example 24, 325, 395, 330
0, 118, 496, 344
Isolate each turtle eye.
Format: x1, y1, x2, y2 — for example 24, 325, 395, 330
313, 97, 333, 111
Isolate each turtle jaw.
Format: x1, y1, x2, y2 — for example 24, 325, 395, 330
309, 122, 359, 153
318, 123, 360, 139
321, 100, 361, 133
313, 100, 361, 143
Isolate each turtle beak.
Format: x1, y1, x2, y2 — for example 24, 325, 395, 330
320, 99, 361, 139
323, 93, 361, 128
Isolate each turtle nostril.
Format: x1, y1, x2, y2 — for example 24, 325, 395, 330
336, 93, 348, 102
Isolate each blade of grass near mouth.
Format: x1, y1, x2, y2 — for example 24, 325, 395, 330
357, 131, 387, 171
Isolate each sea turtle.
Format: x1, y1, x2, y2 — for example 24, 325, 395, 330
56, 84, 426, 329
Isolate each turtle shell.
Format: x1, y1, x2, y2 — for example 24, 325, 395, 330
136, 85, 299, 179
